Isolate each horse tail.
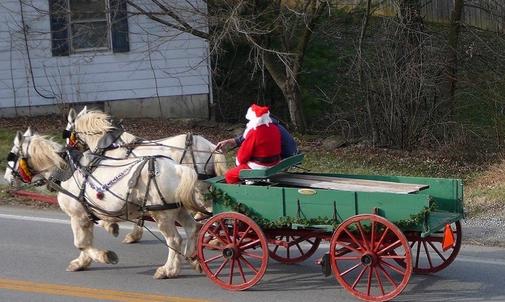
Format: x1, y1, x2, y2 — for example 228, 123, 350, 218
174, 164, 208, 213
212, 152, 228, 176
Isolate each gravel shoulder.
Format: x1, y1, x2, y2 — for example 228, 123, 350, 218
463, 207, 505, 247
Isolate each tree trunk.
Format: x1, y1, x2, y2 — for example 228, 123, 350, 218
283, 76, 306, 133
446, 0, 465, 118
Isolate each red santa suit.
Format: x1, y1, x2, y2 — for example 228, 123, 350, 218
225, 104, 281, 184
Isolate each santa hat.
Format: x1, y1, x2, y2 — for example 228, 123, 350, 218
243, 104, 273, 138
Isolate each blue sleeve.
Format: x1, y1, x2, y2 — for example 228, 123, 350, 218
234, 135, 245, 146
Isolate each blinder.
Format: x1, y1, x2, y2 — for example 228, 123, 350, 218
62, 129, 71, 139
7, 152, 17, 162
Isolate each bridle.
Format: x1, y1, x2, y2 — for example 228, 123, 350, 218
6, 140, 34, 184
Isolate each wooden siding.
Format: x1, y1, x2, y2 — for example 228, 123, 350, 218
0, 0, 210, 109
339, 0, 504, 32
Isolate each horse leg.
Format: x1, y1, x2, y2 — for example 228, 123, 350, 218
151, 210, 182, 279
97, 220, 119, 238
67, 217, 119, 272
177, 209, 202, 273
122, 219, 144, 244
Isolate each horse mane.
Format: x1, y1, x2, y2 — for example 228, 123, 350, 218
29, 135, 67, 171
75, 110, 138, 151
75, 110, 114, 135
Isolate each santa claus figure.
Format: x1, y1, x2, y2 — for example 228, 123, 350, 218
224, 104, 282, 184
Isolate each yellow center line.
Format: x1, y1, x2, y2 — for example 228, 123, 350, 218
0, 278, 212, 302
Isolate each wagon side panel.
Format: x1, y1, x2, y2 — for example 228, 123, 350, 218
211, 183, 284, 221
355, 191, 431, 228
283, 189, 356, 224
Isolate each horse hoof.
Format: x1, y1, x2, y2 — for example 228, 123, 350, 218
66, 263, 85, 272
111, 223, 119, 237
122, 234, 140, 244
106, 251, 119, 264
153, 267, 167, 279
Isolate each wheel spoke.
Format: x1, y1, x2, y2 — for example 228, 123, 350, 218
272, 243, 280, 254
423, 240, 434, 269
367, 267, 373, 296
381, 255, 407, 260
427, 240, 447, 261
295, 239, 305, 255
242, 251, 264, 260
232, 218, 238, 245
219, 219, 232, 243
351, 266, 368, 289
204, 254, 224, 264
415, 241, 421, 269
370, 221, 376, 251
335, 256, 361, 260
240, 238, 261, 250
228, 258, 235, 285
374, 266, 385, 296
380, 259, 406, 275
337, 241, 362, 254
344, 228, 366, 252
202, 243, 225, 250
286, 236, 291, 258
212, 258, 229, 278
206, 228, 227, 246
236, 257, 247, 283
377, 240, 401, 255
357, 221, 370, 251
239, 255, 259, 273
378, 264, 398, 287
374, 226, 390, 253
236, 225, 252, 246
340, 263, 362, 277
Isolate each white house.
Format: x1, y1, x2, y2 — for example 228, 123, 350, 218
0, 0, 211, 118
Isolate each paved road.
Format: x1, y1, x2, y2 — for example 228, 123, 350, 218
1, 206, 505, 302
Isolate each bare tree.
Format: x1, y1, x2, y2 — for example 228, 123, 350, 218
128, 0, 330, 132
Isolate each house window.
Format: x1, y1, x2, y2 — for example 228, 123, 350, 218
49, 0, 130, 56
69, 0, 110, 52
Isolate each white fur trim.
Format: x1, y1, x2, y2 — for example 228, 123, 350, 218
247, 162, 271, 169
243, 108, 272, 138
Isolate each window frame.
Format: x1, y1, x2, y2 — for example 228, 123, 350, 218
67, 0, 112, 54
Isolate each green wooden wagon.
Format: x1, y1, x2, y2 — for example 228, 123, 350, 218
197, 154, 464, 301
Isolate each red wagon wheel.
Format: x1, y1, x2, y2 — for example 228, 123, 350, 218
330, 214, 412, 302
197, 212, 269, 291
268, 234, 321, 264
406, 221, 462, 274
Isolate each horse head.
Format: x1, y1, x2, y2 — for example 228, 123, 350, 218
64, 106, 88, 148
6, 132, 66, 185
4, 127, 35, 186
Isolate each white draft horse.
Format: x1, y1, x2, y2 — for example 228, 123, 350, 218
5, 131, 202, 279
65, 107, 227, 243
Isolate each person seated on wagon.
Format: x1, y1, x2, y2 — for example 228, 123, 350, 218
223, 104, 282, 184
217, 110, 298, 159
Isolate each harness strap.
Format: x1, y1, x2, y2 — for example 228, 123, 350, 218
47, 178, 100, 223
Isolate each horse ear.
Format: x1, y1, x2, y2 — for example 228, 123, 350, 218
14, 131, 24, 146
68, 108, 76, 123
24, 127, 33, 136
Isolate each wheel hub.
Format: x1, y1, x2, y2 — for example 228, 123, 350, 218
361, 253, 377, 267
222, 245, 239, 259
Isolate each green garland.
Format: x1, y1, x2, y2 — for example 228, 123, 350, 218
204, 188, 432, 230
